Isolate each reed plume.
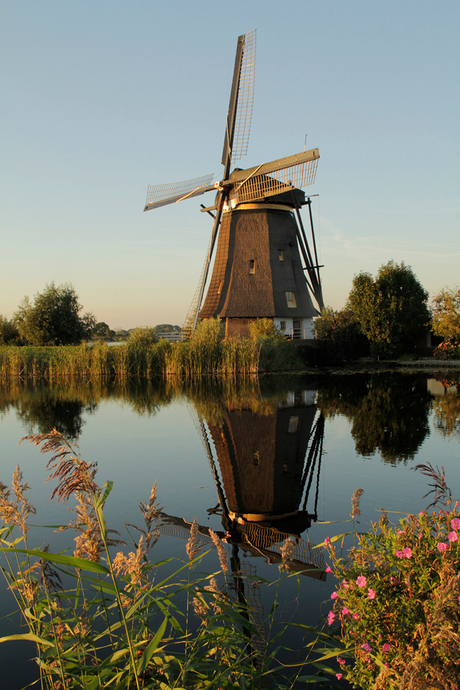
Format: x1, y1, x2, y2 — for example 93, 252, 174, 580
128, 481, 163, 552
20, 429, 98, 501
0, 466, 36, 537
351, 487, 364, 519
279, 536, 296, 572
186, 516, 202, 561
209, 528, 229, 574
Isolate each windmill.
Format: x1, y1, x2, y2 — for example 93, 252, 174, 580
144, 30, 323, 338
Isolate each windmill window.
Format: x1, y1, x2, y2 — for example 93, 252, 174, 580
218, 280, 224, 295
280, 321, 286, 331
278, 249, 284, 261
288, 416, 299, 433
249, 259, 255, 274
286, 291, 296, 308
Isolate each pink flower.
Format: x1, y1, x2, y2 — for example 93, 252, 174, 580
327, 611, 335, 625
382, 643, 390, 652
342, 607, 349, 615
324, 536, 331, 546
361, 642, 372, 653
352, 613, 359, 620
331, 591, 338, 599
403, 547, 412, 558
367, 588, 375, 599
395, 550, 403, 558
448, 531, 458, 542
438, 542, 449, 553
337, 657, 346, 666
451, 518, 460, 531
390, 576, 401, 585
342, 580, 349, 589
397, 529, 404, 535
325, 566, 332, 573
385, 662, 390, 668
458, 595, 460, 605
356, 576, 367, 587
336, 674, 343, 680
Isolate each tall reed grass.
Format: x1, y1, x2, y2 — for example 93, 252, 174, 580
0, 329, 306, 380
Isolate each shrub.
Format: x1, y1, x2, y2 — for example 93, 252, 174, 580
324, 469, 460, 689
127, 327, 159, 348
248, 318, 283, 341
433, 341, 460, 360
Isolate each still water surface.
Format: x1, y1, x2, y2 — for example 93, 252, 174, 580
0, 372, 459, 686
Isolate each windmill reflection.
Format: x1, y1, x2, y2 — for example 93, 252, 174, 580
160, 388, 326, 580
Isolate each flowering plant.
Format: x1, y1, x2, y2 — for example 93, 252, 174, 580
433, 340, 460, 360
324, 492, 460, 688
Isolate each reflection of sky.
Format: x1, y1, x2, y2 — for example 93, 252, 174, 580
0, 379, 459, 687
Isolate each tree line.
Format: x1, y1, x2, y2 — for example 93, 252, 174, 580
1, 266, 459, 361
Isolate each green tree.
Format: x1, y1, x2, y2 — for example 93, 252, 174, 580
314, 307, 369, 363
347, 261, 430, 358
0, 314, 21, 345
14, 282, 96, 346
431, 286, 460, 345
92, 322, 116, 341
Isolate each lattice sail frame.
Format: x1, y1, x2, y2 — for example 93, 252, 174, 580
231, 28, 256, 163
230, 158, 319, 205
145, 172, 215, 209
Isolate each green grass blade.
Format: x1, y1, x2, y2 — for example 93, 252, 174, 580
0, 547, 110, 574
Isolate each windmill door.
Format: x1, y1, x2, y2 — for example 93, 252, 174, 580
293, 320, 302, 340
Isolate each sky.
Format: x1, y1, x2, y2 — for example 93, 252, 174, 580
1, 0, 459, 330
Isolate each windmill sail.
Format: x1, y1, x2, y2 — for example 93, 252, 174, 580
223, 28, 256, 166
144, 172, 215, 211
227, 149, 319, 205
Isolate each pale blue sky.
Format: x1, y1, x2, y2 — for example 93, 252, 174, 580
1, 0, 459, 329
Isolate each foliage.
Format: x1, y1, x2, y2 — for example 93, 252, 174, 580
0, 431, 335, 689
0, 314, 22, 345
248, 318, 283, 341
127, 326, 159, 348
431, 286, 460, 346
433, 341, 460, 360
347, 261, 430, 358
314, 308, 369, 363
13, 283, 96, 346
324, 474, 460, 689
91, 321, 116, 341
193, 318, 224, 345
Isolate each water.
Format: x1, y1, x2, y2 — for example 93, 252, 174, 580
0, 372, 459, 687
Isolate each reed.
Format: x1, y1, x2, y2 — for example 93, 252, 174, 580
0, 330, 306, 381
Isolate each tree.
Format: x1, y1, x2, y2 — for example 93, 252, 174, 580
347, 261, 430, 358
14, 283, 96, 346
314, 307, 369, 362
431, 286, 460, 345
91, 322, 116, 341
0, 314, 21, 345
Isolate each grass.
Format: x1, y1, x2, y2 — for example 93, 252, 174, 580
0, 336, 306, 380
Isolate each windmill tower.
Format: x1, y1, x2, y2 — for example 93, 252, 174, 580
144, 30, 323, 338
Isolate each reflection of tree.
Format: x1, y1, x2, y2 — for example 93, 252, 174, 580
317, 373, 431, 464
432, 380, 460, 439
0, 379, 178, 439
